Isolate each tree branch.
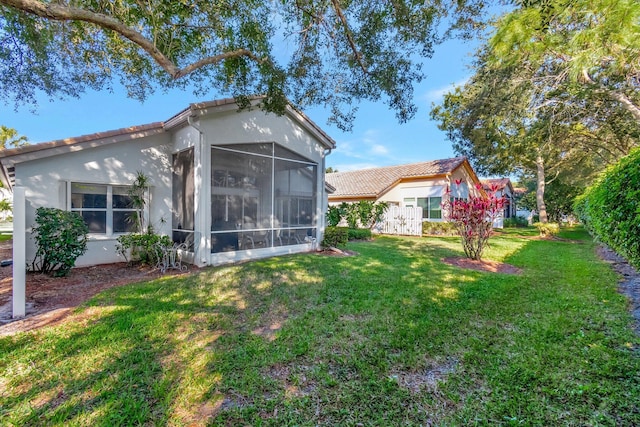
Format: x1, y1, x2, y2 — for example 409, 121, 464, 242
581, 68, 640, 123
329, 0, 368, 74
1, 0, 265, 79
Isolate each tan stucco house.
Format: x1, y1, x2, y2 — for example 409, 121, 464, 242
0, 98, 336, 268
325, 157, 483, 222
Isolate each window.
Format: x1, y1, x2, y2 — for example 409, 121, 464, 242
403, 197, 415, 208
71, 183, 138, 234
429, 197, 442, 219
417, 197, 442, 220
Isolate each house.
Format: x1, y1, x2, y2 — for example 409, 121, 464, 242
0, 98, 336, 268
482, 178, 517, 228
325, 157, 483, 222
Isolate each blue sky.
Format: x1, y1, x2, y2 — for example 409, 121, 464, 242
1, 36, 479, 173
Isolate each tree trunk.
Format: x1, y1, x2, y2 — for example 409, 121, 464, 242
608, 90, 640, 124
535, 154, 548, 223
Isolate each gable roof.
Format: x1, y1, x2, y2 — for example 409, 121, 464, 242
482, 178, 514, 193
0, 97, 336, 189
326, 157, 470, 200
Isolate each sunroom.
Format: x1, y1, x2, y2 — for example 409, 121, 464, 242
172, 141, 323, 265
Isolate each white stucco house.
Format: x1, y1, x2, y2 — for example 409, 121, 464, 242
325, 157, 484, 221
0, 98, 336, 268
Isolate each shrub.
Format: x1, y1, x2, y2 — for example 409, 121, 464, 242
31, 207, 89, 276
534, 222, 560, 237
116, 230, 172, 266
343, 202, 360, 229
326, 201, 388, 229
322, 226, 348, 248
574, 147, 640, 268
422, 221, 457, 236
503, 216, 529, 228
348, 228, 372, 241
326, 205, 344, 227
442, 182, 505, 260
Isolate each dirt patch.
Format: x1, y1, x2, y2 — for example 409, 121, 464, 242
390, 358, 460, 394
316, 247, 359, 257
442, 257, 522, 275
0, 240, 193, 336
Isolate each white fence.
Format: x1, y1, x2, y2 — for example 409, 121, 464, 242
380, 206, 423, 237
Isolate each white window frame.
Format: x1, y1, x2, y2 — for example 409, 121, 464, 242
67, 181, 148, 236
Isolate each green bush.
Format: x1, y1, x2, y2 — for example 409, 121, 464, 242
31, 207, 89, 276
422, 221, 457, 236
116, 230, 172, 266
534, 222, 560, 237
321, 226, 348, 248
326, 201, 388, 229
574, 147, 640, 268
326, 205, 344, 227
503, 216, 529, 228
348, 228, 372, 241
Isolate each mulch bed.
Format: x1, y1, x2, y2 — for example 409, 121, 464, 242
0, 240, 193, 336
441, 257, 523, 275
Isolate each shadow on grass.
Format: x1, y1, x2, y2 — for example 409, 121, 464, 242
1, 228, 639, 426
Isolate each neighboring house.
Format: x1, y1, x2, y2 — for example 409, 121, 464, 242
325, 157, 484, 222
482, 178, 517, 228
0, 98, 336, 267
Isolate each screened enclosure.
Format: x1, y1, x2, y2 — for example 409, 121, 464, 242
211, 143, 318, 253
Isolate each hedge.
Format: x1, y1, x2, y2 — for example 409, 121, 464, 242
574, 147, 640, 268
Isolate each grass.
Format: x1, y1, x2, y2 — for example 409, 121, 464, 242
1, 227, 639, 426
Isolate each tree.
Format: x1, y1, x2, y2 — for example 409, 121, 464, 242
491, 0, 640, 124
0, 0, 488, 130
431, 0, 640, 222
0, 125, 28, 149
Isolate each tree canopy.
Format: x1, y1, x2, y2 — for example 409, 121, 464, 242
0, 0, 487, 129
0, 125, 28, 149
432, 0, 640, 222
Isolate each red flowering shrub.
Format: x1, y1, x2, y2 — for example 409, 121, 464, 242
442, 182, 506, 260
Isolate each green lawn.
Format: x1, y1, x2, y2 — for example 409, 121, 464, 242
1, 227, 639, 426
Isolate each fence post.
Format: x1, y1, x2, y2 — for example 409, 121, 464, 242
12, 187, 26, 318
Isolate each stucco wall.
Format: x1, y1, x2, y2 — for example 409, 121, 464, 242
15, 133, 173, 267
380, 178, 448, 203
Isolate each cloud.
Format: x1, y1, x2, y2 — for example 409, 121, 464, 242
331, 162, 380, 172
370, 144, 389, 156
334, 128, 390, 159
423, 77, 470, 104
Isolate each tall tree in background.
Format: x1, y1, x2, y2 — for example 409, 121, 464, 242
0, 0, 488, 130
492, 0, 640, 124
432, 0, 640, 222
0, 125, 28, 149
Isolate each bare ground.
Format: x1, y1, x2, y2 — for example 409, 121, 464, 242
441, 257, 523, 275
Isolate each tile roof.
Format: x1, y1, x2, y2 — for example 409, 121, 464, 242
0, 97, 336, 189
326, 157, 467, 199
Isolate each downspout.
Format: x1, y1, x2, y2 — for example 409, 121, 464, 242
187, 115, 208, 266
